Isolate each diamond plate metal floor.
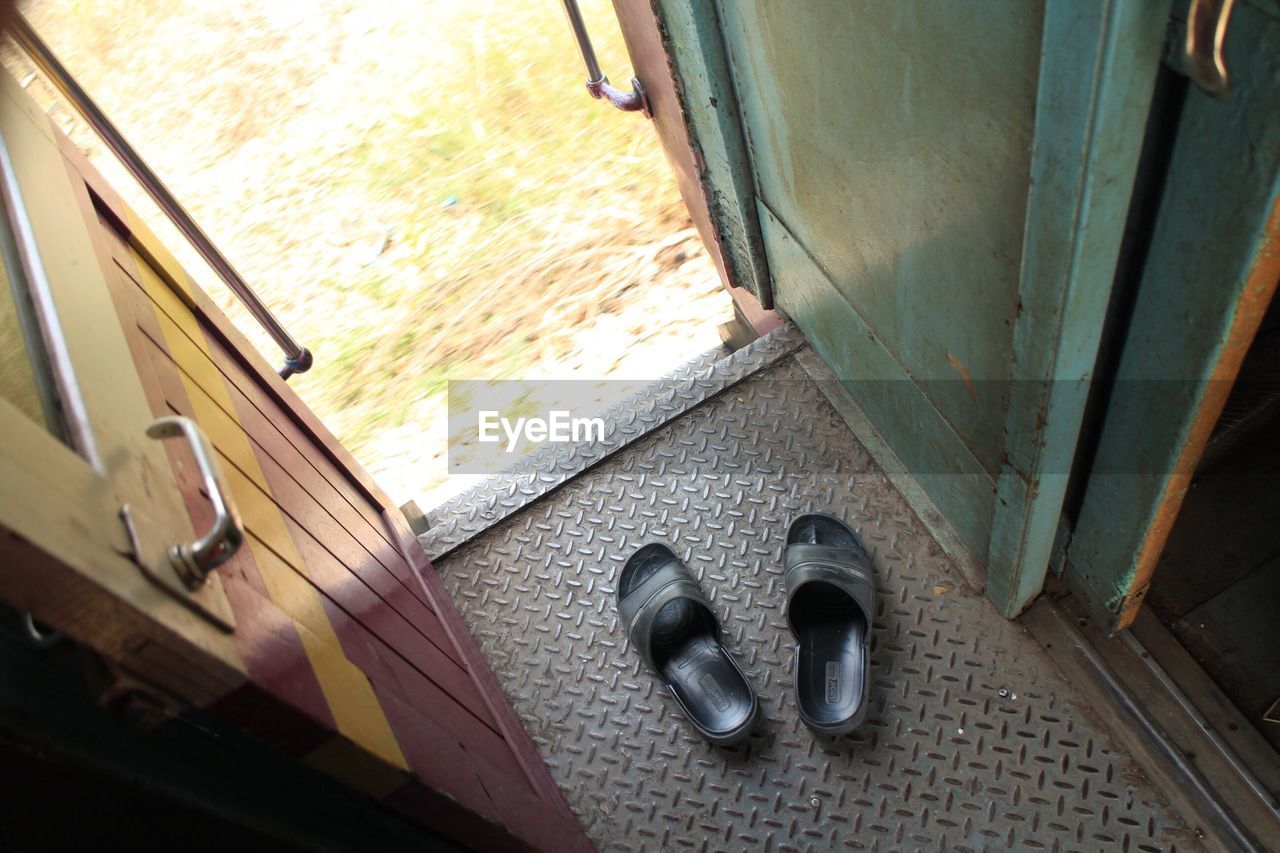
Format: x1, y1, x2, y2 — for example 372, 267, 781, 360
433, 348, 1196, 851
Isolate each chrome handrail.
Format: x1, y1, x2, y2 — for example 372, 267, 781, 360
0, 125, 98, 463
10, 14, 313, 380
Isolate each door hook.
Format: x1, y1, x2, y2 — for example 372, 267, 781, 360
560, 0, 652, 117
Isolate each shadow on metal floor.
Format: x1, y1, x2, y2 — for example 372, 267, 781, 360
427, 329, 1195, 851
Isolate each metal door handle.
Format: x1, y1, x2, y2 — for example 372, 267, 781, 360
560, 0, 651, 116
146, 416, 244, 589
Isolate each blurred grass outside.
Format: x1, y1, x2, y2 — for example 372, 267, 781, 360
7, 0, 729, 510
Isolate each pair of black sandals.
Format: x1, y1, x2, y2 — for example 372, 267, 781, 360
616, 512, 874, 745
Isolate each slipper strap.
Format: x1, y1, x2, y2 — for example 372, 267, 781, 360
618, 560, 715, 670
783, 543, 875, 634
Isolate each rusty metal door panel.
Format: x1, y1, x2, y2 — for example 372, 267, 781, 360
718, 0, 1042, 478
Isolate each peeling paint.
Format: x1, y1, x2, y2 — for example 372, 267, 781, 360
947, 352, 980, 407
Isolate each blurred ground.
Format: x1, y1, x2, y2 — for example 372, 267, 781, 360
9, 0, 729, 510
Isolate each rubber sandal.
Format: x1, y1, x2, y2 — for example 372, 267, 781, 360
616, 543, 759, 746
784, 512, 875, 735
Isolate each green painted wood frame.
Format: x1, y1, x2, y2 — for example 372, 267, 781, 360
1064, 1, 1280, 631
987, 0, 1173, 615
645, 0, 772, 310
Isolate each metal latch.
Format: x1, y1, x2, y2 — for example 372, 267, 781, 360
115, 415, 242, 632
145, 416, 244, 589
1168, 0, 1237, 97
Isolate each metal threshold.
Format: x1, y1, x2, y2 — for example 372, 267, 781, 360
422, 325, 1238, 850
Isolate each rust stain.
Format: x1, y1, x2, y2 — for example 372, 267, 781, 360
947, 352, 979, 406
1120, 195, 1280, 629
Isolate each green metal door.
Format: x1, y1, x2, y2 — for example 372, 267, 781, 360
699, 0, 1172, 613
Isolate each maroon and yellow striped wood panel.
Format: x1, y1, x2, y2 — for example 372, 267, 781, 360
55, 128, 587, 852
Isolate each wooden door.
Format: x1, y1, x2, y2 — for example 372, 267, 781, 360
0, 68, 242, 704
0, 68, 585, 852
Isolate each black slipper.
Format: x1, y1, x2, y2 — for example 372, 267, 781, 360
616, 543, 759, 746
784, 512, 874, 735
